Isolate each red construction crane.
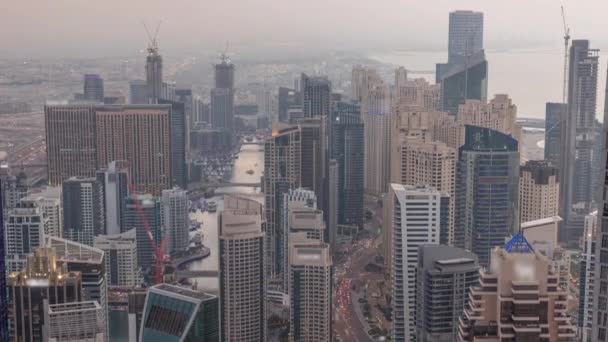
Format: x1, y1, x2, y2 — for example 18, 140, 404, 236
125, 169, 166, 284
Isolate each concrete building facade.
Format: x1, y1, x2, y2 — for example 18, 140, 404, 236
219, 196, 266, 341
389, 184, 441, 342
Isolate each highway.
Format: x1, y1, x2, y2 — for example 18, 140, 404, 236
334, 197, 385, 342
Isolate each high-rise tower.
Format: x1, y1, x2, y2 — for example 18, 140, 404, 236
219, 196, 266, 341
62, 176, 105, 246
145, 30, 162, 104
83, 74, 105, 102
591, 61, 608, 342
448, 10, 484, 64
389, 184, 442, 342
264, 123, 301, 276
455, 125, 519, 267
560, 40, 600, 243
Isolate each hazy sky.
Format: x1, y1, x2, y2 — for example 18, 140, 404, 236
2, 0, 608, 58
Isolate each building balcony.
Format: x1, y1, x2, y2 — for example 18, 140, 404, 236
511, 314, 540, 322
512, 323, 541, 333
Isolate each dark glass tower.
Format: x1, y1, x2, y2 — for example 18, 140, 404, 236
560, 40, 600, 243
83, 74, 104, 102
301, 73, 331, 118
455, 125, 519, 267
330, 102, 364, 229
544, 102, 566, 166
439, 51, 488, 115
159, 99, 187, 189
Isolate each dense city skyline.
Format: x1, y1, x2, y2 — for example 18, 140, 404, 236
1, 3, 608, 342
3, 0, 608, 58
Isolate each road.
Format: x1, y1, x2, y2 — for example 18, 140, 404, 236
334, 197, 385, 341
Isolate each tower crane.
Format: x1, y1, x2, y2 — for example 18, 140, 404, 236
561, 6, 570, 103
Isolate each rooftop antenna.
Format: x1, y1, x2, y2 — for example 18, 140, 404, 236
220, 41, 230, 64
143, 21, 162, 55
561, 6, 570, 104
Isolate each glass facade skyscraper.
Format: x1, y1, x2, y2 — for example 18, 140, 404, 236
140, 284, 219, 342
455, 125, 519, 267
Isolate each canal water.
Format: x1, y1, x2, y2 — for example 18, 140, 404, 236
187, 143, 265, 293
108, 143, 264, 340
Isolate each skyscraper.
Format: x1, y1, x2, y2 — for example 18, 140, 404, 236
83, 74, 104, 102
159, 99, 187, 189
545, 102, 566, 166
123, 194, 162, 271
211, 55, 235, 136
161, 188, 189, 254
458, 234, 576, 341
416, 245, 479, 342
215, 56, 235, 89
560, 40, 600, 244
519, 160, 559, 223
362, 81, 392, 195
455, 125, 519, 267
0, 178, 8, 342
46, 236, 108, 341
438, 51, 488, 115
331, 102, 364, 230
447, 10, 484, 64
301, 73, 331, 118
45, 104, 98, 185
5, 198, 46, 273
94, 229, 139, 287
95, 105, 171, 195
390, 139, 456, 244
389, 184, 442, 342
219, 196, 266, 341
280, 188, 317, 291
62, 176, 105, 246
145, 39, 162, 104
97, 160, 130, 236
288, 235, 332, 342
264, 123, 301, 276
7, 247, 83, 342
298, 117, 328, 220
591, 61, 608, 341
140, 284, 219, 341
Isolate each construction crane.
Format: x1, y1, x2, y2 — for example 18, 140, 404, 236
220, 41, 230, 64
561, 6, 570, 104
125, 169, 166, 285
143, 21, 162, 55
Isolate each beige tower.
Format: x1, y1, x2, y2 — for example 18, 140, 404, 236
519, 161, 559, 223
288, 235, 332, 342
45, 104, 98, 185
390, 139, 456, 244
95, 105, 171, 195
219, 195, 266, 342
458, 234, 576, 341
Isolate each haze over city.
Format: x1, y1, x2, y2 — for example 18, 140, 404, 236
1, 1, 608, 342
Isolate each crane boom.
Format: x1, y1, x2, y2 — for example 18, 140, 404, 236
561, 6, 570, 104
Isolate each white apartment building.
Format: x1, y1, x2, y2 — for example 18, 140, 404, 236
94, 229, 139, 288
390, 184, 441, 342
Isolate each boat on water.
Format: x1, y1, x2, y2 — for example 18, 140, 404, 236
208, 201, 218, 213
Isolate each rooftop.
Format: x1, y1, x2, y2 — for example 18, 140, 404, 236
153, 283, 216, 302
46, 236, 104, 264
504, 232, 534, 254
